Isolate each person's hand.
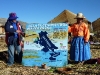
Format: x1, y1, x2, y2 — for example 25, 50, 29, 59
21, 32, 25, 37
84, 41, 88, 45
22, 48, 24, 52
16, 30, 21, 33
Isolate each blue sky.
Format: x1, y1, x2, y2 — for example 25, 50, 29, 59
0, 0, 100, 23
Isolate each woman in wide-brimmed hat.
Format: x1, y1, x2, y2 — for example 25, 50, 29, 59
68, 13, 91, 64
5, 12, 24, 66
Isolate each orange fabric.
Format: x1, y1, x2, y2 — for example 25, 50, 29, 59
68, 22, 90, 42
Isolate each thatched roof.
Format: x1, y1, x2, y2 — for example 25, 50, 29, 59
92, 18, 100, 32
48, 10, 92, 32
48, 10, 91, 24
48, 10, 76, 24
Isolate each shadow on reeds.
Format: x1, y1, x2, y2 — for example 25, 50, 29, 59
0, 51, 8, 62
0, 51, 22, 63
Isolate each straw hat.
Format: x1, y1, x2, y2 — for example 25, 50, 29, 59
74, 13, 85, 19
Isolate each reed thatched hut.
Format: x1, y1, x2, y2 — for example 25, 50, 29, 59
92, 18, 100, 32
92, 18, 100, 37
48, 10, 92, 32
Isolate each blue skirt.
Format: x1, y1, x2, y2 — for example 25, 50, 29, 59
70, 36, 91, 61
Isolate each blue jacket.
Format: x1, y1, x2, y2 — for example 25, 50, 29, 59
5, 20, 24, 45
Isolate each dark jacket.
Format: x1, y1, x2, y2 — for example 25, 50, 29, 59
5, 20, 24, 45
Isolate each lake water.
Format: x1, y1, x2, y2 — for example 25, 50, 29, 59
22, 50, 68, 67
